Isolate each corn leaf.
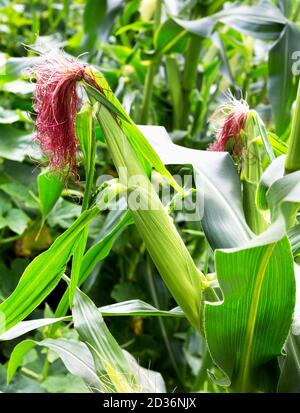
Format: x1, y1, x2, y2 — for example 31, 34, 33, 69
205, 232, 295, 392
269, 22, 300, 135
288, 224, 300, 257
278, 333, 300, 393
0, 300, 183, 342
257, 155, 300, 228
50, 206, 132, 329
76, 104, 94, 176
73, 290, 166, 392
73, 289, 132, 385
256, 156, 285, 210
7, 338, 100, 387
84, 71, 184, 194
173, 2, 286, 40
0, 208, 98, 334
139, 125, 253, 249
267, 170, 300, 228
98, 300, 184, 318
38, 170, 64, 218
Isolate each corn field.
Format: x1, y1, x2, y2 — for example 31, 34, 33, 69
0, 0, 300, 396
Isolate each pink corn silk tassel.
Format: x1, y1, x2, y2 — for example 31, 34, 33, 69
33, 52, 102, 173
209, 97, 249, 156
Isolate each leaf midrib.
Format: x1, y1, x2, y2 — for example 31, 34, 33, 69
235, 243, 276, 392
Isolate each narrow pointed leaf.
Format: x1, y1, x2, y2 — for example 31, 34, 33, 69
0, 208, 98, 334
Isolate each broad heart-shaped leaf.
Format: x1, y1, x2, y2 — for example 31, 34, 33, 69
7, 338, 100, 387
268, 22, 300, 135
205, 231, 295, 392
38, 170, 64, 218
173, 1, 286, 40
139, 125, 253, 249
0, 208, 98, 334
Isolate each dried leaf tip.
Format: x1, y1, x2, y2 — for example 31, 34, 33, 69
209, 92, 249, 156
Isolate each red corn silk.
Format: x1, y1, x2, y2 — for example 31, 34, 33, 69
33, 51, 86, 173
209, 97, 249, 156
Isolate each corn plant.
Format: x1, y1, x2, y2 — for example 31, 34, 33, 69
0, 0, 300, 395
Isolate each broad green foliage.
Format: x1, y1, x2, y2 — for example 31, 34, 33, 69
0, 0, 300, 395
139, 125, 253, 249
205, 236, 295, 392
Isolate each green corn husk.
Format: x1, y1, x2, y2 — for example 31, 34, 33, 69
285, 80, 300, 174
96, 105, 205, 331
84, 70, 211, 332
242, 110, 268, 235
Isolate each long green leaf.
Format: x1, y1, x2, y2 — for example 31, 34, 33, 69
0, 300, 183, 342
288, 224, 300, 257
73, 290, 131, 387
268, 22, 300, 135
98, 300, 184, 318
205, 232, 295, 392
0, 208, 98, 334
7, 338, 99, 387
73, 290, 165, 392
173, 2, 285, 40
256, 156, 285, 210
82, 0, 123, 49
257, 155, 300, 228
84, 71, 184, 195
267, 170, 300, 228
278, 333, 300, 393
7, 340, 37, 384
139, 125, 253, 249
51, 206, 132, 327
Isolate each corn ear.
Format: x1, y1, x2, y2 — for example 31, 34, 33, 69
242, 110, 268, 234
84, 68, 184, 195
285, 80, 300, 173
94, 103, 206, 331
